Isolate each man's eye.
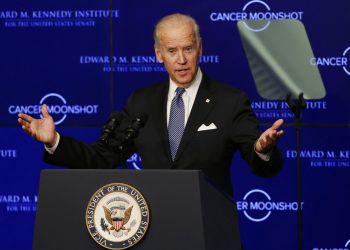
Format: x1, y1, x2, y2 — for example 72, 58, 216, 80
168, 49, 176, 54
185, 47, 193, 52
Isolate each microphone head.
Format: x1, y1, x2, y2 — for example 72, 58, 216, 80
100, 111, 123, 144
122, 113, 148, 141
133, 113, 148, 127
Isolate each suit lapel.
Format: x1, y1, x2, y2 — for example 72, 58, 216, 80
174, 75, 216, 162
152, 81, 173, 164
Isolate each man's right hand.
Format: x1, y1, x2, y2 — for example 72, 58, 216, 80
18, 104, 57, 147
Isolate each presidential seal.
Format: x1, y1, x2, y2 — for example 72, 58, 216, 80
86, 183, 150, 249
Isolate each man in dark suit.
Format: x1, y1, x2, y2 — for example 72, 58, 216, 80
18, 13, 284, 195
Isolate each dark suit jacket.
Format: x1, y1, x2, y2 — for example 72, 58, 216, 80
44, 74, 283, 195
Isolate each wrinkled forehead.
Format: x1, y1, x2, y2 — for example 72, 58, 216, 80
157, 23, 198, 47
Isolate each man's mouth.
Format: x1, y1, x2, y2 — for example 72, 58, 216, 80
176, 68, 189, 75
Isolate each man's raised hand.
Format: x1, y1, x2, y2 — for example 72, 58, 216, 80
18, 104, 57, 147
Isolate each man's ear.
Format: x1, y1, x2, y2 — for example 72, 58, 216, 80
154, 47, 164, 63
198, 40, 203, 56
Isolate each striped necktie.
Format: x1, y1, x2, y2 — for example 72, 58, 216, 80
168, 88, 185, 161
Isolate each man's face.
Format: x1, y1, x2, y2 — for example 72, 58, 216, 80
155, 23, 202, 88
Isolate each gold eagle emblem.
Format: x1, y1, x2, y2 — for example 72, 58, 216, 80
102, 205, 133, 233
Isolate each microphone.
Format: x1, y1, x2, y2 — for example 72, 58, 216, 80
123, 113, 148, 142
100, 111, 123, 144
117, 113, 148, 169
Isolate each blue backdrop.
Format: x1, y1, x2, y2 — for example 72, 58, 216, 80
0, 1, 349, 249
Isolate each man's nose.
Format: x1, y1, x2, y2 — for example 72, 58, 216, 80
177, 51, 187, 64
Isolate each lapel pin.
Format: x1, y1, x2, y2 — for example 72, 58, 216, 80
206, 98, 210, 103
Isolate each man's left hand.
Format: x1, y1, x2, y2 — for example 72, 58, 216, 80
255, 119, 284, 154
